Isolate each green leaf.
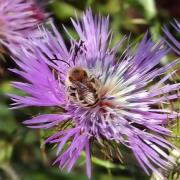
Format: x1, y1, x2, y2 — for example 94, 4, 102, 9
81, 152, 125, 170
137, 0, 157, 20
86, 0, 94, 6
0, 140, 13, 163
51, 1, 81, 20
0, 103, 18, 134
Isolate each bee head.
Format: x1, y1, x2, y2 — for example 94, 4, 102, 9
68, 67, 88, 82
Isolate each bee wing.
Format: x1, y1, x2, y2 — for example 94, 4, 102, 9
75, 83, 96, 105
83, 92, 97, 105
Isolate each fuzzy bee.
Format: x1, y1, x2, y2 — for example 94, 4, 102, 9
65, 67, 101, 108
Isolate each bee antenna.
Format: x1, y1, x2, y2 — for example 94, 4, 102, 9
40, 52, 71, 67
51, 58, 71, 67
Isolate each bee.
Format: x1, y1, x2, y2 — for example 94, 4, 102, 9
48, 41, 101, 107
65, 67, 101, 108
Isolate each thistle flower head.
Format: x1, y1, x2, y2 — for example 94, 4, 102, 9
0, 0, 47, 47
9, 10, 180, 179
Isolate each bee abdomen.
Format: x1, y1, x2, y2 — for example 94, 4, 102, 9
77, 91, 99, 107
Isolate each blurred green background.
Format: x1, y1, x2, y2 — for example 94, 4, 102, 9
0, 0, 179, 180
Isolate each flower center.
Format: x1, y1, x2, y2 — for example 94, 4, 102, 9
30, 5, 45, 22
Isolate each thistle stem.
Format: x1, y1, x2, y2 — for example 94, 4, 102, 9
0, 164, 20, 180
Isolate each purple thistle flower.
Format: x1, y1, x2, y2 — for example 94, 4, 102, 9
9, 10, 180, 179
0, 0, 47, 47
163, 20, 180, 55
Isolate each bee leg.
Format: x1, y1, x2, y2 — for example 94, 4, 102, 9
67, 86, 78, 102
72, 40, 85, 65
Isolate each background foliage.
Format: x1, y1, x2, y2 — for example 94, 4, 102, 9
0, 0, 179, 180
